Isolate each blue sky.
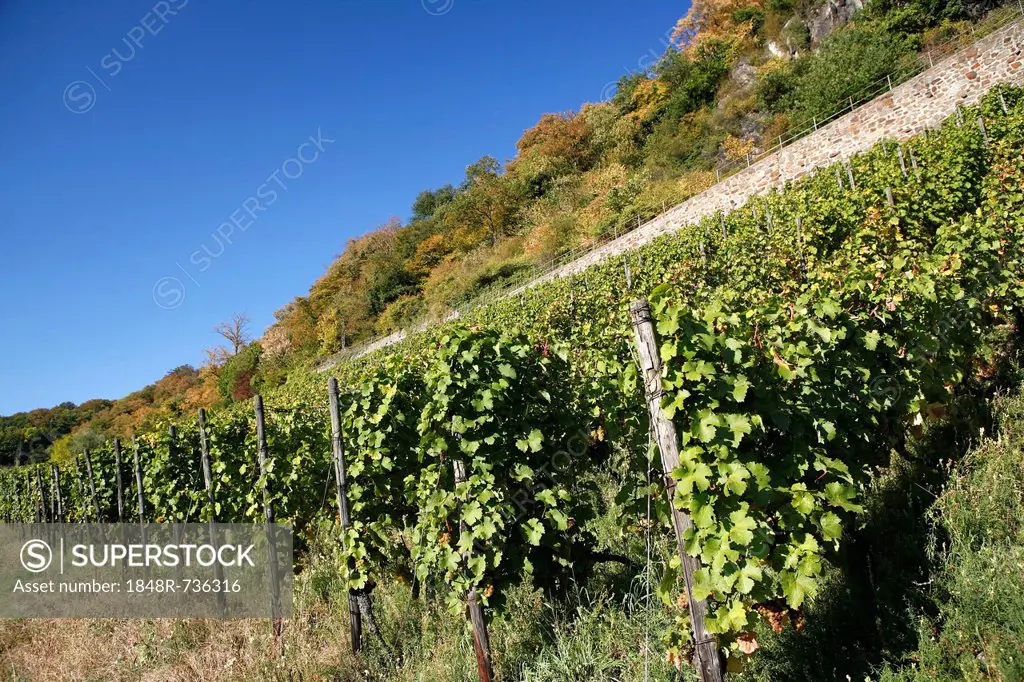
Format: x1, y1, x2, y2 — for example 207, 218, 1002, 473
0, 0, 684, 416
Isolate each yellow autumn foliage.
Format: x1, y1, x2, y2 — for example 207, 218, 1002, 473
673, 0, 764, 51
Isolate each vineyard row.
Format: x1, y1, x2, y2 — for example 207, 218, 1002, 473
2, 85, 1023, 680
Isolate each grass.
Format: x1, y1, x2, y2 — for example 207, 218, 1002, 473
877, 384, 1024, 681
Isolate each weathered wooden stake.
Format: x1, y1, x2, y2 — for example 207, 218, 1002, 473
254, 395, 284, 656
836, 167, 844, 190
35, 468, 48, 522
452, 459, 495, 682
629, 300, 725, 682
327, 378, 363, 654
47, 467, 56, 521
909, 147, 920, 180
198, 410, 215, 519
198, 408, 228, 615
32, 469, 43, 523
999, 91, 1009, 114
52, 466, 63, 522
977, 116, 989, 147
132, 437, 146, 524
168, 425, 184, 579
846, 162, 857, 192
885, 186, 895, 207
113, 439, 125, 522
897, 145, 907, 179
73, 459, 85, 509
83, 449, 101, 521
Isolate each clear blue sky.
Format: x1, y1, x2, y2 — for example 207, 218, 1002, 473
0, 0, 684, 416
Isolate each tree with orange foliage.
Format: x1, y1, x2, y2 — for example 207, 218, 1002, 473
672, 0, 764, 50
514, 111, 595, 173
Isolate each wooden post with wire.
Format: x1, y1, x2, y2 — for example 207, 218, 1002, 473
47, 467, 56, 521
72, 459, 86, 519
254, 395, 284, 657
132, 437, 146, 525
83, 448, 101, 521
198, 410, 215, 513
52, 465, 63, 522
35, 468, 49, 522
327, 377, 363, 654
34, 468, 46, 523
451, 459, 495, 682
198, 408, 228, 615
113, 438, 125, 522
168, 425, 185, 581
629, 299, 725, 682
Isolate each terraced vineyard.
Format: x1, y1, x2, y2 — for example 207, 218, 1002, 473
4, 85, 1023, 678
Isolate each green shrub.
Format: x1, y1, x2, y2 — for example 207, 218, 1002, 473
217, 342, 262, 401
784, 22, 918, 123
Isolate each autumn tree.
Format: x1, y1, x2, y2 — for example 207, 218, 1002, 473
672, 0, 764, 50
514, 111, 595, 174
446, 156, 521, 247
409, 233, 453, 274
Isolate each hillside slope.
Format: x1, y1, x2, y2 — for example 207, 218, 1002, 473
7, 0, 1015, 454
253, 0, 1014, 384
3, 82, 1023, 680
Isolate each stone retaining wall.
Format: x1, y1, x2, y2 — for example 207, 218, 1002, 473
322, 17, 1024, 368
525, 17, 1024, 287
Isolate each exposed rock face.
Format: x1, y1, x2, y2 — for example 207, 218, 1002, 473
730, 62, 758, 88
519, 20, 1024, 290
808, 0, 864, 44
320, 20, 1024, 366
782, 17, 811, 55
767, 41, 789, 58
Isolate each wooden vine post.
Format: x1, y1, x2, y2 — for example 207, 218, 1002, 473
132, 437, 146, 524
198, 408, 228, 614
254, 395, 284, 656
629, 299, 725, 682
451, 458, 495, 682
198, 410, 215, 518
46, 467, 56, 522
327, 378, 363, 654
39, 469, 54, 546
83, 449, 101, 521
52, 465, 63, 522
73, 459, 85, 513
32, 469, 43, 523
168, 425, 184, 581
113, 438, 125, 522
